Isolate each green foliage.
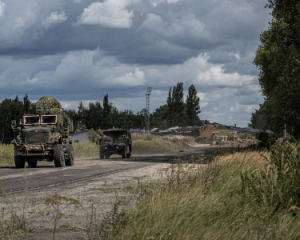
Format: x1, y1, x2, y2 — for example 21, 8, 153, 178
242, 141, 300, 214
102, 94, 112, 129
167, 82, 185, 126
151, 104, 168, 129
254, 1, 300, 136
0, 95, 33, 143
186, 84, 201, 126
249, 99, 273, 130
88, 129, 102, 143
256, 131, 276, 150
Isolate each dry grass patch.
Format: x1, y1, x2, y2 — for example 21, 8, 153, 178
112, 146, 300, 240
0, 144, 14, 166
73, 142, 99, 159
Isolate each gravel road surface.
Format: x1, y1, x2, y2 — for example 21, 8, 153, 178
0, 147, 207, 194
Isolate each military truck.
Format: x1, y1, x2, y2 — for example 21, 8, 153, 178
99, 129, 132, 159
11, 97, 74, 168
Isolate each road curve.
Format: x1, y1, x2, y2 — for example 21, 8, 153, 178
0, 148, 207, 194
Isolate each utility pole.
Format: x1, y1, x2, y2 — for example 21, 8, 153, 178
145, 87, 152, 131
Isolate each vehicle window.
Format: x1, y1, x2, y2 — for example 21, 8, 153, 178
42, 116, 56, 124
25, 116, 40, 124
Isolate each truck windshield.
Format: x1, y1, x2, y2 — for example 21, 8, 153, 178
42, 115, 56, 124
25, 116, 40, 124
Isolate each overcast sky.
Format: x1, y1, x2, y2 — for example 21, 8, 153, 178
0, 0, 271, 127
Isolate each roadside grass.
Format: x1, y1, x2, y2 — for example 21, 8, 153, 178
110, 142, 300, 240
73, 142, 99, 159
0, 173, 33, 240
0, 144, 14, 166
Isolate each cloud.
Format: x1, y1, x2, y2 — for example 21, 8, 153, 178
141, 13, 210, 42
0, 0, 5, 17
0, 49, 264, 126
77, 0, 134, 28
0, 0, 272, 127
104, 68, 146, 86
13, 18, 25, 31
150, 0, 179, 7
41, 12, 67, 29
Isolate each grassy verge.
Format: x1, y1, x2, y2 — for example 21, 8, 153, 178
111, 142, 300, 240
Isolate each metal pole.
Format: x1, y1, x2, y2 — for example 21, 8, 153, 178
145, 87, 152, 131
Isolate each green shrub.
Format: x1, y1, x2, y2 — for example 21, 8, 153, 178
256, 131, 276, 150
242, 141, 300, 213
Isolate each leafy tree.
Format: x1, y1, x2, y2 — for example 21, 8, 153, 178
167, 83, 185, 126
254, 0, 300, 137
173, 82, 184, 125
151, 104, 169, 129
102, 94, 112, 129
0, 96, 25, 143
249, 100, 273, 130
23, 94, 31, 113
167, 87, 174, 126
186, 84, 201, 126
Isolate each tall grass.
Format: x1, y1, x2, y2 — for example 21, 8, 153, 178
242, 141, 300, 214
73, 142, 99, 159
111, 143, 300, 240
0, 144, 14, 166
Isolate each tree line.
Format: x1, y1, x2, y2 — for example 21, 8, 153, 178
0, 83, 202, 143
249, 0, 300, 138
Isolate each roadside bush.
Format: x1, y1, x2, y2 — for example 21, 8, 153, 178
88, 129, 102, 144
242, 141, 300, 213
256, 131, 276, 150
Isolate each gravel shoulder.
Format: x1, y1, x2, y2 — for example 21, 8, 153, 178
0, 160, 178, 239
0, 147, 210, 239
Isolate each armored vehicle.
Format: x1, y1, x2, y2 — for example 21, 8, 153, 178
11, 97, 74, 168
99, 129, 132, 159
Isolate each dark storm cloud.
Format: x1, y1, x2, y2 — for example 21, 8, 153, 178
0, 0, 271, 127
0, 0, 271, 69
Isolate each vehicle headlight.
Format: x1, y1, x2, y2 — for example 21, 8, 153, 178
116, 147, 119, 149
105, 147, 108, 149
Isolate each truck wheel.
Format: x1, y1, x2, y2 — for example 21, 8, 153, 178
100, 150, 104, 159
126, 148, 131, 158
54, 145, 65, 167
28, 160, 37, 168
65, 147, 74, 166
14, 153, 25, 169
122, 150, 126, 159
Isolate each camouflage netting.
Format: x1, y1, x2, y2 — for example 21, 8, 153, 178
35, 96, 62, 113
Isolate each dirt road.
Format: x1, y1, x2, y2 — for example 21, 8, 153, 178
0, 147, 207, 194
0, 147, 209, 239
